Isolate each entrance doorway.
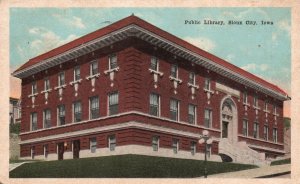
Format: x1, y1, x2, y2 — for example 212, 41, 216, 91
58, 143, 64, 160
73, 140, 80, 159
222, 121, 229, 138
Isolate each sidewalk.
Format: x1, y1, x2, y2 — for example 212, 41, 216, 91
208, 164, 291, 178
9, 161, 35, 172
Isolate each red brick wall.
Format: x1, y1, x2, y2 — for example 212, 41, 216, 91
20, 38, 285, 151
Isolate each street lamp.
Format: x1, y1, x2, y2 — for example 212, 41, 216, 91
198, 130, 213, 178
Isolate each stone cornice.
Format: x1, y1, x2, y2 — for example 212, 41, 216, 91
13, 24, 289, 101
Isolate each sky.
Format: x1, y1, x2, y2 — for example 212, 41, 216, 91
9, 8, 291, 116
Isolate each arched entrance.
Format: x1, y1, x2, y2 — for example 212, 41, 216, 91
220, 96, 238, 143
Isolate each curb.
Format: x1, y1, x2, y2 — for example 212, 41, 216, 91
255, 171, 291, 178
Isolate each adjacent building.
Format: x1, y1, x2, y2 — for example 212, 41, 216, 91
9, 97, 21, 124
12, 15, 290, 165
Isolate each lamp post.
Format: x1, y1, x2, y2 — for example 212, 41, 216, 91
198, 130, 213, 178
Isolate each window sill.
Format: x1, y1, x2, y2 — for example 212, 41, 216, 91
54, 84, 67, 90
149, 68, 163, 76
187, 83, 199, 89
243, 102, 250, 107
273, 113, 279, 116
169, 76, 182, 83
28, 93, 38, 98
203, 88, 214, 94
263, 110, 270, 113
86, 73, 100, 80
41, 89, 52, 94
70, 79, 83, 85
253, 105, 260, 110
104, 67, 120, 75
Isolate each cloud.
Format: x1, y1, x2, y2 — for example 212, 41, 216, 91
184, 36, 216, 52
277, 19, 290, 34
28, 27, 79, 55
52, 14, 86, 29
225, 54, 235, 62
222, 8, 269, 20
241, 63, 269, 72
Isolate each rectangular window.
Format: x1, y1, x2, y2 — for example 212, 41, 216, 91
189, 72, 195, 84
74, 66, 81, 81
172, 139, 179, 154
242, 119, 248, 136
152, 136, 159, 151
108, 135, 116, 151
273, 104, 277, 114
32, 81, 37, 94
243, 91, 248, 104
150, 56, 158, 71
58, 105, 65, 125
31, 112, 37, 131
170, 64, 178, 78
273, 128, 278, 143
204, 78, 211, 90
31, 146, 35, 159
264, 125, 269, 141
264, 101, 268, 111
253, 122, 259, 139
191, 141, 196, 155
149, 93, 160, 116
170, 99, 179, 121
44, 144, 48, 158
90, 137, 97, 153
109, 54, 118, 69
109, 92, 119, 115
254, 96, 258, 107
204, 109, 212, 128
58, 72, 65, 86
43, 109, 51, 128
188, 104, 196, 124
206, 144, 211, 158
73, 101, 82, 122
90, 61, 98, 75
44, 78, 50, 91
90, 96, 99, 119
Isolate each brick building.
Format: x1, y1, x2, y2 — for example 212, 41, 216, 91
12, 15, 290, 165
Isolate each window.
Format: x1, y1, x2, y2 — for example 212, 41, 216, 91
170, 99, 179, 121
264, 125, 269, 141
254, 122, 259, 138
44, 78, 50, 90
31, 146, 35, 159
204, 78, 211, 90
191, 141, 196, 155
109, 54, 118, 69
58, 105, 65, 125
43, 109, 51, 128
254, 96, 258, 107
150, 93, 160, 116
172, 139, 179, 154
90, 137, 97, 153
58, 72, 65, 86
242, 119, 248, 136
108, 92, 119, 115
31, 112, 37, 131
150, 56, 158, 71
44, 144, 48, 158
264, 101, 268, 111
90, 61, 98, 75
73, 101, 82, 122
206, 144, 211, 158
152, 136, 159, 151
273, 104, 277, 114
74, 66, 81, 81
32, 81, 37, 94
108, 135, 116, 151
90, 96, 99, 119
204, 109, 212, 128
188, 104, 196, 124
243, 91, 248, 104
273, 128, 278, 143
189, 72, 195, 85
170, 64, 178, 78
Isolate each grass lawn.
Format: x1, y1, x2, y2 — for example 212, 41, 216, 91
271, 158, 291, 166
10, 154, 257, 178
